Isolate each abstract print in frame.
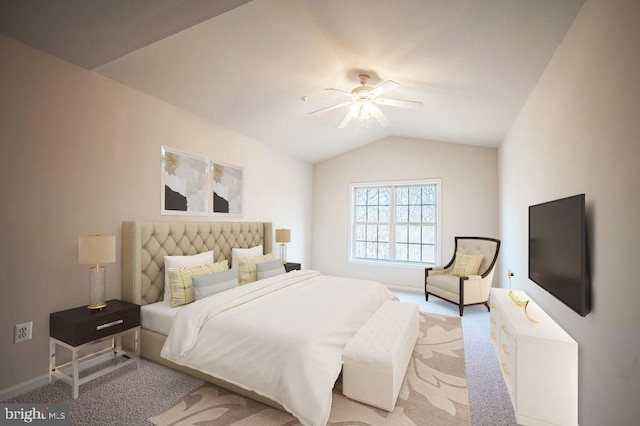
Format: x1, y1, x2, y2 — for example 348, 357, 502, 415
211, 161, 243, 216
161, 146, 208, 215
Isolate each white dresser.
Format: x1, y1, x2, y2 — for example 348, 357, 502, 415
489, 288, 578, 426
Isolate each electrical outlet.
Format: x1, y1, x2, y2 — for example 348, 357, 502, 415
14, 321, 32, 343
508, 269, 514, 277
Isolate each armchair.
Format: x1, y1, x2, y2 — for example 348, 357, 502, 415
425, 237, 500, 316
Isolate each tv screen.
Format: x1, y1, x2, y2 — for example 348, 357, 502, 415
529, 194, 590, 316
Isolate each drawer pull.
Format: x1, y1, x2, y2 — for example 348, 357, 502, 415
491, 303, 496, 309
501, 325, 509, 335
96, 319, 124, 331
502, 344, 510, 355
491, 332, 496, 341
490, 317, 496, 324
501, 362, 510, 375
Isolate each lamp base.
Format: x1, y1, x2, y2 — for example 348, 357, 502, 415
87, 302, 107, 310
88, 265, 107, 310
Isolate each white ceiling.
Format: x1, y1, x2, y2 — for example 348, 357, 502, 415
0, 0, 584, 164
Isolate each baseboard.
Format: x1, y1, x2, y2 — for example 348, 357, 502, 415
0, 352, 114, 402
385, 284, 423, 295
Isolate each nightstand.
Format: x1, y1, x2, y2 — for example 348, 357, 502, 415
49, 299, 140, 399
284, 262, 301, 272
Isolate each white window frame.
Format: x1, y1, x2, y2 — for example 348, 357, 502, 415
349, 179, 442, 268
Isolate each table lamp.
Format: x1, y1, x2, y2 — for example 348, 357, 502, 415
79, 233, 116, 310
275, 228, 291, 263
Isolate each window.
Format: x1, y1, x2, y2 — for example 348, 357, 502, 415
350, 180, 441, 266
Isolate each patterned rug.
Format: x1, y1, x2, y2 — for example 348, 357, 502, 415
149, 312, 470, 425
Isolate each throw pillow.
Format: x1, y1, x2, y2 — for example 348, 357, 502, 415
451, 252, 484, 277
163, 251, 214, 302
237, 253, 275, 285
167, 260, 229, 307
256, 259, 286, 280
192, 269, 238, 300
231, 245, 263, 271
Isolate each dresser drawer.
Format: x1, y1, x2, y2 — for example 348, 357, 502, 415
50, 300, 140, 346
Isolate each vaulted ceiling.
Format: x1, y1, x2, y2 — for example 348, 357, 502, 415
0, 0, 584, 163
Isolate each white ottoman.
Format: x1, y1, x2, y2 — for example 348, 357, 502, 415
342, 300, 420, 411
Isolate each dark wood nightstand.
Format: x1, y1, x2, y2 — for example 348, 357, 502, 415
284, 262, 301, 272
49, 299, 140, 398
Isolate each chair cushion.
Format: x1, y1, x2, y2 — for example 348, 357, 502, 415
426, 274, 461, 293
451, 252, 484, 277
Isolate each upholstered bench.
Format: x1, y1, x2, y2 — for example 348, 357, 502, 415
342, 300, 420, 411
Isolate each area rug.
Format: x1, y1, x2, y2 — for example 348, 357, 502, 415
149, 312, 470, 425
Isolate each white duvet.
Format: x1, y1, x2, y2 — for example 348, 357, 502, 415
161, 269, 395, 426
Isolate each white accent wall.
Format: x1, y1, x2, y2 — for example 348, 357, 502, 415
498, 0, 640, 424
312, 136, 498, 290
0, 35, 312, 391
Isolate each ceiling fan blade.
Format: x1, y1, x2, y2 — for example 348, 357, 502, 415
374, 97, 423, 109
337, 111, 353, 128
371, 104, 392, 128
370, 80, 400, 97
308, 100, 352, 115
325, 88, 353, 97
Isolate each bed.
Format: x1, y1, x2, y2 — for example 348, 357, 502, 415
121, 221, 394, 426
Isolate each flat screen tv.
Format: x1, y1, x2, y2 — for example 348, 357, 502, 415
529, 194, 590, 316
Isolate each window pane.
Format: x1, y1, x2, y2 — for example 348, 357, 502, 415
378, 225, 390, 242
409, 206, 421, 223
423, 186, 436, 204
422, 205, 435, 223
367, 189, 379, 205
367, 206, 379, 222
355, 242, 366, 258
396, 205, 408, 222
422, 225, 435, 244
355, 206, 366, 222
408, 244, 422, 262
379, 206, 390, 222
366, 242, 377, 258
355, 224, 366, 241
409, 226, 421, 243
396, 225, 408, 243
409, 187, 421, 205
396, 243, 408, 261
397, 187, 408, 205
378, 243, 390, 259
379, 188, 390, 206
422, 245, 435, 263
356, 189, 367, 206
366, 225, 378, 241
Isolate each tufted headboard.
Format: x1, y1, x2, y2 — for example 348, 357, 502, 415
121, 221, 272, 305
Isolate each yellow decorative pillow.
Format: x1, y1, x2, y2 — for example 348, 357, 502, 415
168, 260, 229, 307
450, 253, 484, 277
238, 253, 275, 285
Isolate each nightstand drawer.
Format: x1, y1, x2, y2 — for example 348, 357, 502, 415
50, 300, 140, 346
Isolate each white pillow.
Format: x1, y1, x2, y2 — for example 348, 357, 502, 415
231, 245, 263, 270
163, 250, 214, 302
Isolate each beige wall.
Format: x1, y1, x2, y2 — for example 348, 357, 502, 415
498, 0, 640, 423
312, 136, 498, 289
0, 35, 313, 391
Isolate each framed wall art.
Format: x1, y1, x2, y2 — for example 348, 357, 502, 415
161, 146, 208, 215
211, 161, 243, 216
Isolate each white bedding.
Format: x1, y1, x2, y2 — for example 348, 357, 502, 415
161, 269, 395, 426
140, 300, 180, 335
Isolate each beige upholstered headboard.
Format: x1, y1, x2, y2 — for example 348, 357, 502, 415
121, 221, 273, 305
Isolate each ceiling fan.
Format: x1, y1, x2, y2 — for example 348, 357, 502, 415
309, 74, 422, 128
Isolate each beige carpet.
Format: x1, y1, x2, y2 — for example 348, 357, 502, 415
149, 312, 470, 425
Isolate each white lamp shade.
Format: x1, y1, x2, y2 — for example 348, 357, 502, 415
78, 234, 116, 264
275, 229, 291, 243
